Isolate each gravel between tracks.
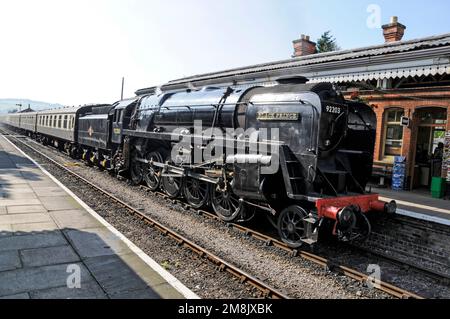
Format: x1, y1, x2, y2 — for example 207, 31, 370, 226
11, 138, 395, 299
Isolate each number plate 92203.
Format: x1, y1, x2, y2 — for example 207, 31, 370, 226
325, 105, 342, 114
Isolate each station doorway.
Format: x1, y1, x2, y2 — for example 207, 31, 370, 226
412, 108, 447, 189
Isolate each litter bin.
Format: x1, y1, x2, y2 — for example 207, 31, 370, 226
431, 177, 445, 199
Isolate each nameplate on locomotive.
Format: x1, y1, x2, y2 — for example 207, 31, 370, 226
256, 112, 300, 121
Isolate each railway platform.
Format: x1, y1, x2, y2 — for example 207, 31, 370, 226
373, 186, 450, 225
0, 135, 197, 299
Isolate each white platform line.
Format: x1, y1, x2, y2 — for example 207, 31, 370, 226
379, 196, 450, 226
2, 135, 199, 300
379, 196, 450, 215
396, 209, 450, 226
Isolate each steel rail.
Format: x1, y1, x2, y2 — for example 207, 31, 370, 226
3, 132, 288, 300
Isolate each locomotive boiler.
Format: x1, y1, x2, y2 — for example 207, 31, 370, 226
121, 79, 396, 247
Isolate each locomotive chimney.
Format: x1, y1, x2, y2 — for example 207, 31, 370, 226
382, 16, 406, 43
292, 34, 317, 57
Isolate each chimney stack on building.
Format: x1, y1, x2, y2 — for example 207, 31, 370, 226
382, 16, 406, 43
292, 34, 317, 57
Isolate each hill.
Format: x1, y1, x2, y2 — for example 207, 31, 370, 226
0, 99, 64, 114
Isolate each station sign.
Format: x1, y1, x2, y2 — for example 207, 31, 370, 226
401, 116, 411, 127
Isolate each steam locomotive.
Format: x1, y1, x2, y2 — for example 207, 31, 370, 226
1, 78, 396, 248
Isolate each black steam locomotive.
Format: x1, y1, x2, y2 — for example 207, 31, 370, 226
3, 79, 396, 247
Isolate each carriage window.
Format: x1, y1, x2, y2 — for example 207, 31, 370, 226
53, 116, 57, 127
383, 109, 404, 158
63, 115, 68, 129
57, 115, 61, 128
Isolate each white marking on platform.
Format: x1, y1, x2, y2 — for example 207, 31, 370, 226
2, 135, 200, 300
380, 196, 450, 215
396, 209, 450, 226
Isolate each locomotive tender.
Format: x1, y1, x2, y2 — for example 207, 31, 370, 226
1, 79, 396, 247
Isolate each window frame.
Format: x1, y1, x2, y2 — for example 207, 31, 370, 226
382, 108, 405, 160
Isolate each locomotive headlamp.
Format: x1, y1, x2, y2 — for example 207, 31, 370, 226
325, 139, 331, 147
337, 207, 356, 230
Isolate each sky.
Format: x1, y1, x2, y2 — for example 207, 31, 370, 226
0, 0, 449, 106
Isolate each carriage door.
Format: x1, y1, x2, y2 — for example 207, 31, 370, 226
111, 108, 123, 144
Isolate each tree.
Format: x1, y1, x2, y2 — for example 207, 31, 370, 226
316, 31, 341, 53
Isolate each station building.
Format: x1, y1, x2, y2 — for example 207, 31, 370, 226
137, 17, 450, 192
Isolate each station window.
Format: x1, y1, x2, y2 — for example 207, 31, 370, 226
383, 108, 405, 158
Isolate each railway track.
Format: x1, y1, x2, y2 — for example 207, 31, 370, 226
143, 187, 430, 299
2, 130, 428, 299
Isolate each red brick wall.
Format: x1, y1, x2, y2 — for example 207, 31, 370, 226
344, 87, 450, 188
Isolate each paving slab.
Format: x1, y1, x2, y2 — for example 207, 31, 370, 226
64, 227, 131, 258
39, 196, 83, 211
12, 221, 59, 235
0, 251, 21, 272
0, 206, 6, 215
0, 184, 34, 194
0, 175, 33, 185
0, 155, 16, 169
7, 205, 47, 215
0, 198, 41, 207
0, 192, 37, 201
83, 254, 163, 297
150, 282, 186, 300
29, 282, 107, 299
0, 224, 13, 238
0, 293, 30, 299
0, 232, 67, 252
0, 212, 53, 226
109, 287, 161, 299
20, 170, 47, 181
20, 245, 80, 268
0, 262, 93, 297
50, 210, 102, 230
32, 187, 68, 197
27, 181, 59, 189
